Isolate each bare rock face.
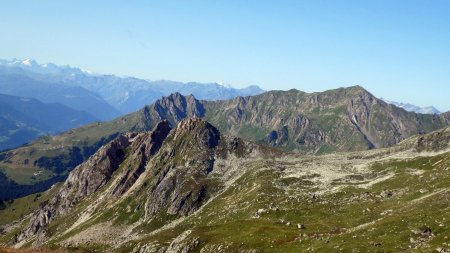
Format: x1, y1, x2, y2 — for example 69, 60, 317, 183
110, 120, 172, 197
17, 133, 132, 242
128, 92, 205, 132
415, 126, 450, 152
346, 88, 450, 150
150, 93, 205, 126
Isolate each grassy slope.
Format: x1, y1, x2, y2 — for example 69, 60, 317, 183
112, 151, 450, 252
4, 148, 446, 252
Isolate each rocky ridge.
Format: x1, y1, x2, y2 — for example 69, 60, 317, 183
13, 118, 271, 246
130, 86, 450, 153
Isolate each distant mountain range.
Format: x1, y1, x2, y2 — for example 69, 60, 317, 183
2, 58, 443, 117
0, 93, 97, 151
0, 65, 121, 121
381, 98, 441, 114
0, 58, 264, 152
0, 59, 265, 114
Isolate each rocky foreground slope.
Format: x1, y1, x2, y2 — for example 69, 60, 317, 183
1, 119, 450, 252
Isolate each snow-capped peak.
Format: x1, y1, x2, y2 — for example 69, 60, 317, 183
0, 58, 93, 76
381, 98, 440, 114
22, 59, 35, 66
216, 81, 233, 89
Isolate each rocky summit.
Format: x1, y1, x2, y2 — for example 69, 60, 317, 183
3, 118, 276, 250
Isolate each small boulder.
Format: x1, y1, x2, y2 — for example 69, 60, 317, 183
297, 224, 306, 229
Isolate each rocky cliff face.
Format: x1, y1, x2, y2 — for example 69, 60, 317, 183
15, 118, 267, 245
17, 132, 134, 242
411, 126, 450, 152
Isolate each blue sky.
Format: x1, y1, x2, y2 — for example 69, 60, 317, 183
1, 1, 450, 111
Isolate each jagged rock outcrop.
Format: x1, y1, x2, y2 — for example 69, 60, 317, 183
144, 118, 221, 216
16, 121, 172, 243
125, 92, 205, 133
415, 126, 450, 152
154, 93, 205, 121
15, 118, 266, 245
17, 133, 133, 242
109, 120, 172, 196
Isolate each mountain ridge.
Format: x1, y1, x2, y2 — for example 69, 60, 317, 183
381, 98, 441, 114
0, 66, 121, 121
201, 85, 450, 152
0, 85, 449, 202
13, 118, 275, 246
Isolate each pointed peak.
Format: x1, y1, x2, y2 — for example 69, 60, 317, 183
155, 93, 186, 106
339, 85, 376, 98
344, 85, 369, 92
168, 92, 183, 98
176, 117, 211, 131
164, 92, 197, 100
156, 93, 201, 108
173, 118, 220, 148
22, 59, 37, 66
